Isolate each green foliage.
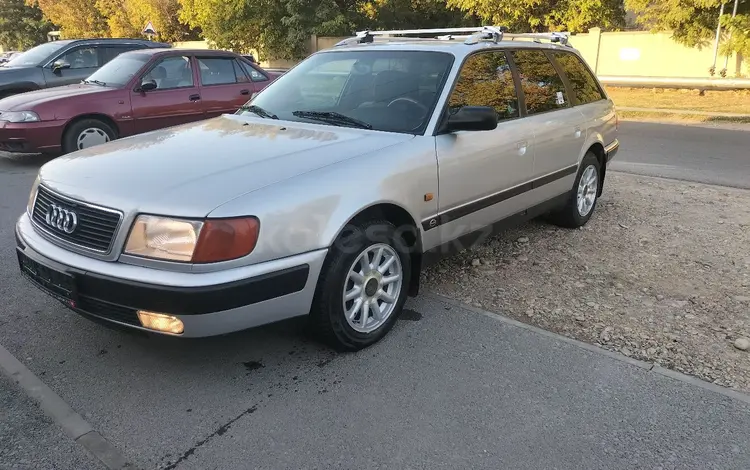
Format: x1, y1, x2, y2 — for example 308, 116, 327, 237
446, 0, 625, 33
721, 13, 750, 57
0, 0, 54, 50
626, 0, 750, 52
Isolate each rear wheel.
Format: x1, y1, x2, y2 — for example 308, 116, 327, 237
548, 152, 601, 228
62, 119, 117, 154
310, 219, 411, 351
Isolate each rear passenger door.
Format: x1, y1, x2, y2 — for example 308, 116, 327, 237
433, 50, 535, 245
510, 49, 585, 187
196, 56, 253, 118
550, 51, 616, 148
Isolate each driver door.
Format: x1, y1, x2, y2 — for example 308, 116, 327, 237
130, 55, 205, 134
42, 45, 102, 87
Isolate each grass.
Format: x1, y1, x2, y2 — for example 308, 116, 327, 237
605, 87, 750, 122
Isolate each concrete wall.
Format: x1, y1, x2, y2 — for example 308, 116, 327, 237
172, 30, 747, 78
571, 28, 745, 78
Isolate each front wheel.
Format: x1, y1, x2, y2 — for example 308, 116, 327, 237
310, 219, 412, 351
548, 152, 601, 228
62, 119, 117, 154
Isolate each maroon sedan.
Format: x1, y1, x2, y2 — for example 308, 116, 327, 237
0, 48, 281, 154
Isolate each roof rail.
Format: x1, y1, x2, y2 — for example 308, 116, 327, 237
334, 26, 571, 47
335, 26, 508, 47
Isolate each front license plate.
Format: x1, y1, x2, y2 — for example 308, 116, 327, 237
17, 251, 77, 306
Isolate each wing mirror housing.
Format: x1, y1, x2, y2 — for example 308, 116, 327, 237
138, 79, 158, 92
51, 60, 71, 73
441, 106, 498, 133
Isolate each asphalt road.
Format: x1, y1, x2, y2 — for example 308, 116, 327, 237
1, 120, 750, 469
612, 121, 750, 189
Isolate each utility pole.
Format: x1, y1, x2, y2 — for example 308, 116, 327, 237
711, 1, 726, 75
722, 0, 740, 73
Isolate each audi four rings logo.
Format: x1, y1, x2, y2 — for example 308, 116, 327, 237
45, 203, 78, 234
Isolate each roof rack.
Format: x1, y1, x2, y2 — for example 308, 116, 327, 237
334, 26, 570, 47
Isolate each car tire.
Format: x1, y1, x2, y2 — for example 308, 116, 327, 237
310, 219, 412, 351
547, 152, 601, 228
62, 119, 117, 154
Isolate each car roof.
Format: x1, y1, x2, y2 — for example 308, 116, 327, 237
124, 48, 240, 57
64, 38, 171, 47
324, 39, 578, 59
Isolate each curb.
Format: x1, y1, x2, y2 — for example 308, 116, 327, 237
0, 343, 136, 469
425, 293, 750, 407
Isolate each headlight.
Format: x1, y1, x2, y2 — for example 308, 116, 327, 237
124, 215, 260, 263
27, 175, 40, 216
0, 110, 40, 123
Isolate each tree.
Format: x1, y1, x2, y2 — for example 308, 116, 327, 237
0, 0, 55, 50
179, 0, 356, 60
33, 0, 109, 37
358, 0, 477, 30
97, 0, 199, 42
625, 0, 750, 52
446, 0, 625, 33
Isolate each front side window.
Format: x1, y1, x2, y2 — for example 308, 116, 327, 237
511, 49, 569, 115
60, 47, 100, 69
448, 51, 519, 122
552, 52, 606, 105
86, 52, 151, 87
142, 56, 194, 90
238, 50, 454, 134
240, 61, 267, 82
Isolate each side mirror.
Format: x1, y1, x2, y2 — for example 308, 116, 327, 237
51, 60, 71, 73
139, 79, 158, 92
442, 106, 498, 133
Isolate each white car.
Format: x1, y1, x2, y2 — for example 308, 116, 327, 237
16, 26, 618, 350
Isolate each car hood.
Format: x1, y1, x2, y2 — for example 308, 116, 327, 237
0, 83, 111, 110
39, 114, 414, 217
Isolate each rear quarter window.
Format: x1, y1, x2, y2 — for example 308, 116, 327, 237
552, 52, 606, 105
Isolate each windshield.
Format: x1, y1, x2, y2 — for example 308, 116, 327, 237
238, 50, 454, 134
85, 53, 151, 87
5, 42, 67, 67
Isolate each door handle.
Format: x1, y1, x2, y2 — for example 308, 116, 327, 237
240, 89, 250, 95
574, 127, 582, 138
516, 140, 528, 156
189, 94, 201, 102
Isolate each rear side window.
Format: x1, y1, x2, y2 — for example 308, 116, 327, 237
553, 52, 606, 105
510, 49, 569, 115
198, 57, 242, 85
448, 51, 519, 122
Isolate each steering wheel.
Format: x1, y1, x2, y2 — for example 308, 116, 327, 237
387, 97, 429, 114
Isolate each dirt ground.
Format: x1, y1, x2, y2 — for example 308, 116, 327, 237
424, 172, 750, 393
606, 87, 750, 114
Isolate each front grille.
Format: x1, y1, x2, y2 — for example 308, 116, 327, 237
32, 185, 122, 253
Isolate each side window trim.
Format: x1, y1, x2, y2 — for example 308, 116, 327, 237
432, 48, 522, 136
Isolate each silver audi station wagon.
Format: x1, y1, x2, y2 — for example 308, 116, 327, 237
16, 26, 619, 350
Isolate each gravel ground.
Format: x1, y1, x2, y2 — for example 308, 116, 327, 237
424, 172, 750, 393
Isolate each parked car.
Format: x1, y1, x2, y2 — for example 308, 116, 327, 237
16, 27, 618, 351
0, 48, 281, 154
0, 51, 22, 65
0, 38, 170, 99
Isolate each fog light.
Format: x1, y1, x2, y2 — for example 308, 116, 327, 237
137, 311, 184, 334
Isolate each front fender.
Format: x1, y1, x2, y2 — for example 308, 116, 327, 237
207, 136, 438, 266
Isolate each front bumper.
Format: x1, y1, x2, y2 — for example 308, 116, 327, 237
15, 214, 327, 337
0, 119, 65, 153
605, 139, 619, 163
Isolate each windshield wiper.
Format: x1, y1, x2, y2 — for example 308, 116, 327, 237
239, 104, 278, 119
82, 79, 106, 86
292, 110, 372, 130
